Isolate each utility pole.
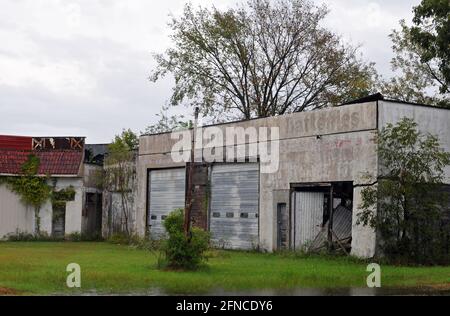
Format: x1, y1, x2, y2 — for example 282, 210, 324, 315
184, 107, 199, 238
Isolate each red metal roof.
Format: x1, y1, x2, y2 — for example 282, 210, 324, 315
0, 150, 83, 176
0, 135, 32, 150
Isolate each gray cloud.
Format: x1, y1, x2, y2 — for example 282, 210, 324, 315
0, 0, 420, 143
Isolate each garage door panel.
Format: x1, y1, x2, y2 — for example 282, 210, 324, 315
148, 168, 185, 239
210, 163, 259, 250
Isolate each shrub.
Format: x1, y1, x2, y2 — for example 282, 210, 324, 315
4, 230, 104, 242
65, 232, 103, 242
6, 230, 62, 242
107, 233, 132, 245
161, 208, 210, 270
6, 230, 37, 241
358, 118, 450, 265
66, 232, 82, 242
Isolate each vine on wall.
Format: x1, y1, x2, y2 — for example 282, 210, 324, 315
0, 154, 76, 235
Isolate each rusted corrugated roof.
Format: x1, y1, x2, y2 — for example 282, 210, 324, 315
0, 135, 32, 150
0, 149, 83, 176
0, 135, 84, 176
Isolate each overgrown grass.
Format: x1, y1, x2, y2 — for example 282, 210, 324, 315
0, 242, 449, 295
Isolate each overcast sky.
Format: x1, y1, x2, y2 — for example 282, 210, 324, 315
0, 0, 420, 143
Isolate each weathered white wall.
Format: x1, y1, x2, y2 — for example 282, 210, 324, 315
82, 163, 102, 191
53, 177, 84, 234
0, 184, 34, 237
81, 163, 102, 233
100, 157, 138, 237
350, 186, 377, 258
0, 177, 83, 238
39, 200, 53, 235
0, 183, 54, 238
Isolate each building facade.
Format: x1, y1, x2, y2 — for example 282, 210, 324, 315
0, 136, 103, 238
136, 98, 450, 258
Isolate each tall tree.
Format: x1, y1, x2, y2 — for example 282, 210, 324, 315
150, 0, 377, 121
411, 0, 449, 92
104, 129, 138, 236
357, 118, 450, 264
381, 0, 449, 107
144, 105, 190, 135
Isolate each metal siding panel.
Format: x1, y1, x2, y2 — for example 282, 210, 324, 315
294, 191, 324, 248
210, 163, 259, 250
148, 168, 185, 239
332, 205, 352, 240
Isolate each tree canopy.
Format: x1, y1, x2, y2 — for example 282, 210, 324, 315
150, 0, 377, 121
358, 118, 450, 264
381, 0, 449, 107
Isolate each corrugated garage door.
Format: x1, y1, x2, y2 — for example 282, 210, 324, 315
210, 163, 259, 250
293, 191, 324, 249
148, 168, 185, 239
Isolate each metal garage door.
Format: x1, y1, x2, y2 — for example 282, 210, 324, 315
293, 191, 324, 249
210, 163, 259, 250
148, 168, 185, 239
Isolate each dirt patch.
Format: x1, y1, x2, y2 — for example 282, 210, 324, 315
425, 283, 450, 291
0, 287, 19, 295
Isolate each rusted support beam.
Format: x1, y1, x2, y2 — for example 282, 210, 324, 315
184, 107, 199, 238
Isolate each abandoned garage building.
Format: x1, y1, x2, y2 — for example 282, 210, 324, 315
137, 96, 450, 258
0, 136, 103, 238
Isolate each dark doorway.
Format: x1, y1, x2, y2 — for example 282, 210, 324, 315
277, 203, 289, 250
291, 182, 353, 253
85, 193, 103, 237
52, 204, 66, 238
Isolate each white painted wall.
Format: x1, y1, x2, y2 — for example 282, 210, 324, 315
52, 178, 84, 234
0, 184, 34, 237
0, 177, 83, 238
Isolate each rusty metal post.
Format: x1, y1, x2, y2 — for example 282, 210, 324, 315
184, 107, 199, 237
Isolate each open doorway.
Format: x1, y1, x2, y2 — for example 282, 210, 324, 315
291, 182, 353, 254
52, 203, 66, 238
85, 192, 103, 237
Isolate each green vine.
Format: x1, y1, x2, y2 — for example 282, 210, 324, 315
51, 186, 76, 208
0, 154, 76, 235
0, 155, 51, 235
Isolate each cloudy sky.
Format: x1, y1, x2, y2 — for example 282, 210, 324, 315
0, 0, 420, 143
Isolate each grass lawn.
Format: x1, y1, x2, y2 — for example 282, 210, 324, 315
0, 242, 449, 295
